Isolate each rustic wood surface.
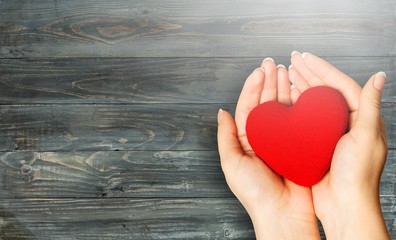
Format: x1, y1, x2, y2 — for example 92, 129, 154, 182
0, 57, 395, 104
0, 104, 395, 151
1, 0, 395, 57
0, 0, 395, 239
0, 197, 394, 240
0, 150, 394, 199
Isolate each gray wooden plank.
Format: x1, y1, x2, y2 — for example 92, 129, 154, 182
0, 103, 395, 152
382, 150, 396, 196
0, 150, 393, 199
384, 103, 396, 149
0, 57, 395, 104
0, 151, 230, 198
0, 104, 220, 152
1, 0, 395, 57
0, 197, 394, 239
381, 197, 396, 240
0, 198, 254, 239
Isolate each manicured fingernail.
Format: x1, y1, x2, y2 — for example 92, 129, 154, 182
374, 71, 387, 91
218, 109, 223, 124
288, 64, 293, 70
263, 57, 275, 63
376, 71, 387, 78
302, 52, 309, 59
277, 64, 286, 69
291, 51, 301, 57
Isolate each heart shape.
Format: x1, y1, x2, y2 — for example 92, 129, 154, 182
246, 86, 348, 187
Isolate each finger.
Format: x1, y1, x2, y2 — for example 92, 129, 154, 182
277, 64, 292, 105
291, 51, 324, 86
290, 85, 301, 104
348, 111, 358, 130
288, 65, 310, 93
354, 72, 386, 132
217, 109, 244, 173
260, 58, 277, 103
301, 52, 361, 112
235, 68, 265, 139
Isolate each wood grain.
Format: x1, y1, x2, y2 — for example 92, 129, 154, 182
0, 57, 394, 104
0, 150, 394, 199
0, 197, 394, 239
0, 103, 395, 152
0, 104, 219, 152
1, 0, 395, 238
1, 0, 395, 57
0, 151, 230, 198
0, 198, 254, 239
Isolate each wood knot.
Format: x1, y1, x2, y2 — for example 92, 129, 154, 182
20, 164, 32, 175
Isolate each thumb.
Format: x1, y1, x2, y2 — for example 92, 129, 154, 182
217, 109, 244, 173
354, 72, 386, 130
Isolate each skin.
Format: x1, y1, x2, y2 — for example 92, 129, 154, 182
217, 53, 390, 239
217, 58, 320, 240
290, 52, 390, 240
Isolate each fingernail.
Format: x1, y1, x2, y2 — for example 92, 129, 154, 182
374, 71, 387, 91
288, 64, 293, 70
291, 51, 301, 57
218, 109, 224, 124
302, 52, 309, 59
256, 67, 265, 73
376, 71, 387, 78
277, 64, 286, 69
263, 57, 275, 63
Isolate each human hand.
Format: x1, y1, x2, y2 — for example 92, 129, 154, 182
217, 58, 320, 240
290, 52, 390, 240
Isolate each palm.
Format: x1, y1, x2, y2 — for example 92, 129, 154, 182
235, 116, 314, 218
289, 51, 389, 239
289, 52, 387, 221
312, 105, 387, 219
219, 53, 389, 239
309, 135, 355, 217
221, 58, 317, 230
231, 153, 316, 221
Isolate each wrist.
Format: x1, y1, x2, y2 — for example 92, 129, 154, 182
248, 206, 320, 240
318, 194, 390, 240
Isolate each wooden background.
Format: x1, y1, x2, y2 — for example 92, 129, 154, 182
0, 0, 395, 239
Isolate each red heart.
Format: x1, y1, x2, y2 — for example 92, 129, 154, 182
246, 86, 348, 187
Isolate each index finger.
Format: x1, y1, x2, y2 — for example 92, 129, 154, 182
301, 53, 362, 112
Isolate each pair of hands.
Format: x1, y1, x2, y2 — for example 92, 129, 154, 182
217, 52, 389, 239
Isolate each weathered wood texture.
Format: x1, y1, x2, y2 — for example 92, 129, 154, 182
0, 104, 218, 151
0, 198, 254, 239
0, 57, 395, 104
0, 103, 395, 152
0, 197, 394, 239
1, 0, 395, 239
0, 150, 394, 199
1, 0, 395, 57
